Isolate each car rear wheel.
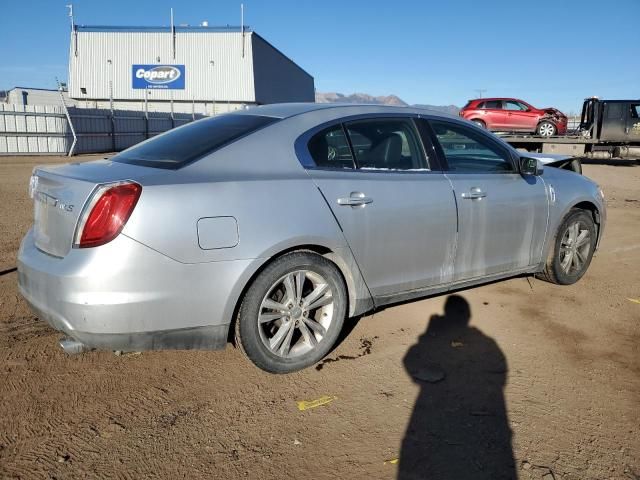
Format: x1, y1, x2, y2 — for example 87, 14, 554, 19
471, 119, 486, 129
235, 251, 346, 373
536, 121, 557, 137
537, 210, 596, 285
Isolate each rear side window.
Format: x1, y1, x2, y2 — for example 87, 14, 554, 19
308, 125, 355, 169
483, 100, 501, 109
345, 118, 427, 170
112, 114, 279, 169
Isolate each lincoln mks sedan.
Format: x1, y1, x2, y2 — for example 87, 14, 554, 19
18, 104, 605, 373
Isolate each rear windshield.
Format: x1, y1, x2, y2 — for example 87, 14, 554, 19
112, 114, 279, 169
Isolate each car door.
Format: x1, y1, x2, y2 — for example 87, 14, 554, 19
599, 101, 629, 142
503, 100, 538, 132
479, 100, 505, 130
300, 116, 458, 298
427, 119, 548, 281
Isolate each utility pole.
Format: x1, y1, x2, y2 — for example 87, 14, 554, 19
474, 89, 487, 98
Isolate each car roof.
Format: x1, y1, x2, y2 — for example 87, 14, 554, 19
468, 97, 526, 103
234, 102, 460, 121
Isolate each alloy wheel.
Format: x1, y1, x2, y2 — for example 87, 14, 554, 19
559, 221, 591, 275
258, 270, 334, 358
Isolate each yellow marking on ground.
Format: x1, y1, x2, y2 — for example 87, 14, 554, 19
296, 395, 336, 411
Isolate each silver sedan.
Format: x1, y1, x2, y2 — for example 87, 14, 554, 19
17, 104, 606, 372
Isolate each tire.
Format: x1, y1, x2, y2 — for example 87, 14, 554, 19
471, 119, 486, 129
234, 251, 347, 373
536, 121, 557, 137
536, 210, 597, 285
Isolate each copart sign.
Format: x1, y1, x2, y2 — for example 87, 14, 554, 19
132, 65, 185, 89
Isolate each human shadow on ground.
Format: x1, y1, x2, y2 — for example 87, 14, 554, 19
399, 295, 516, 480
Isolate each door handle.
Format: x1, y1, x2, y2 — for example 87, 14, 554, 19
461, 187, 487, 200
337, 192, 373, 207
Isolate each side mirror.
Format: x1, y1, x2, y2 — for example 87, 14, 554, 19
520, 157, 543, 176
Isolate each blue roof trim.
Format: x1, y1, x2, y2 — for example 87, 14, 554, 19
75, 25, 251, 33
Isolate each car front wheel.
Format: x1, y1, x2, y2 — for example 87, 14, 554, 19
537, 210, 597, 285
536, 121, 557, 137
235, 251, 346, 373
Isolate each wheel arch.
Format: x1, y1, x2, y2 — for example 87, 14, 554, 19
536, 118, 558, 130
538, 197, 603, 272
226, 243, 373, 344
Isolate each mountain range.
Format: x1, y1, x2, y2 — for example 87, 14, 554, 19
315, 92, 460, 116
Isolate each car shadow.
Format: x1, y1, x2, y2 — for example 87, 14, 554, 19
399, 295, 516, 479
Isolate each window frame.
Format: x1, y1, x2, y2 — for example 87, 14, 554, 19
422, 118, 519, 174
295, 113, 444, 174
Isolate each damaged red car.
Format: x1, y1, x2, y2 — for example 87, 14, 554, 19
460, 98, 568, 137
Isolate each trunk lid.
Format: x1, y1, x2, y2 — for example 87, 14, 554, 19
31, 159, 163, 258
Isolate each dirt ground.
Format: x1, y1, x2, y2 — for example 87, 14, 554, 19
0, 155, 638, 480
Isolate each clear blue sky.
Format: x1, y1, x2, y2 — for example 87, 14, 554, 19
1, 0, 638, 113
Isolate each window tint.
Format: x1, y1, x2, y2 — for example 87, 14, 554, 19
113, 114, 278, 169
477, 102, 486, 109
504, 101, 526, 111
483, 100, 501, 109
345, 118, 428, 170
630, 104, 640, 119
430, 121, 513, 173
307, 125, 355, 169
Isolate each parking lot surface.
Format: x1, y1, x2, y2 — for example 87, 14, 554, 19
0, 156, 638, 479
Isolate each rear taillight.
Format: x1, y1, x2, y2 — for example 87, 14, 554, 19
74, 182, 142, 248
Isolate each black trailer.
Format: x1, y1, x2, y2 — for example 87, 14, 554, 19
498, 98, 640, 160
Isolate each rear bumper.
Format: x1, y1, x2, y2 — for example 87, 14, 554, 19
17, 229, 255, 352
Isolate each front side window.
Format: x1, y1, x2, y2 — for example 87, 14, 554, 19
307, 125, 355, 169
503, 100, 527, 111
430, 121, 513, 173
630, 104, 640, 119
344, 118, 428, 170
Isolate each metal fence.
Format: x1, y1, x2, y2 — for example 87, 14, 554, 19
0, 103, 204, 156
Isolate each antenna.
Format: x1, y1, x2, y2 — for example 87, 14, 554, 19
66, 4, 74, 29
241, 3, 245, 58
170, 8, 176, 60
67, 4, 78, 57
474, 89, 487, 99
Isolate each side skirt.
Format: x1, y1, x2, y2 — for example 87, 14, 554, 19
372, 266, 538, 309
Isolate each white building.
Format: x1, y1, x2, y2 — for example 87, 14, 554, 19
68, 25, 315, 114
4, 87, 77, 107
